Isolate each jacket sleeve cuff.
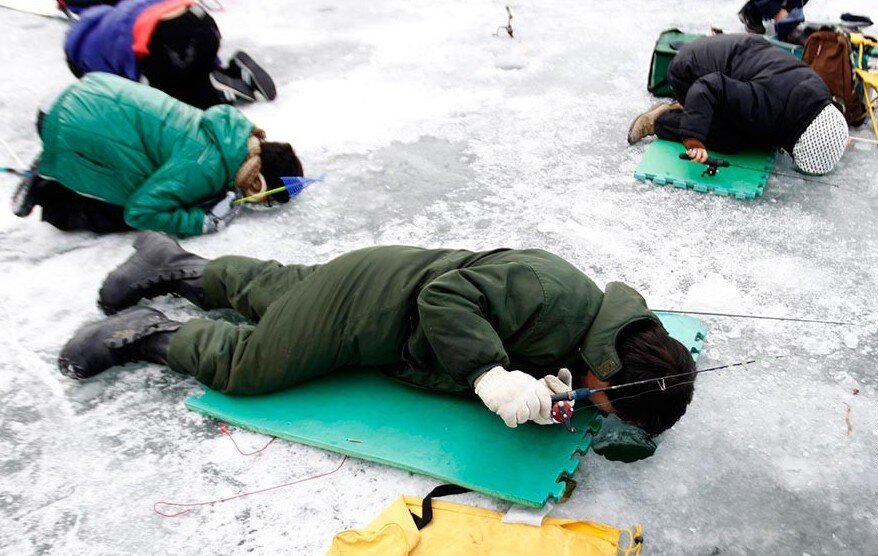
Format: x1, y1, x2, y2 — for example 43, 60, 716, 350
467, 364, 505, 388
683, 138, 706, 151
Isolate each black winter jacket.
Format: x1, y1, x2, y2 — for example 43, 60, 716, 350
668, 34, 830, 152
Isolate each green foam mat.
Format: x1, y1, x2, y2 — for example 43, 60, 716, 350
634, 138, 777, 200
186, 312, 707, 507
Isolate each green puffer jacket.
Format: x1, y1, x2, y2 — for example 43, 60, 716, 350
38, 73, 254, 237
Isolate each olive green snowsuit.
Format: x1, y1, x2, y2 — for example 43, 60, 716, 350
168, 246, 659, 396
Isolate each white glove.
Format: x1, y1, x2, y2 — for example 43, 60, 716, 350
536, 368, 575, 424
475, 366, 554, 428
202, 191, 241, 234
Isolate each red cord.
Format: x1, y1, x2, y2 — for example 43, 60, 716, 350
219, 422, 276, 455
153, 455, 348, 518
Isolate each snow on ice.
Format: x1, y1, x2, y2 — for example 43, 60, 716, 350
1, 0, 876, 554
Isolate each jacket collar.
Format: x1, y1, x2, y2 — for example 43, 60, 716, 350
579, 282, 660, 381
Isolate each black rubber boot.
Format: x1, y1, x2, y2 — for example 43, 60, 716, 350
210, 70, 257, 105
229, 51, 277, 101
98, 232, 208, 315
58, 307, 181, 380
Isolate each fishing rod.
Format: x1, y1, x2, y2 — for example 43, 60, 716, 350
677, 152, 863, 192
0, 2, 74, 21
1, 166, 31, 178
1, 140, 32, 177
654, 308, 854, 326
551, 358, 776, 404
232, 175, 324, 205
848, 136, 878, 146
549, 356, 781, 431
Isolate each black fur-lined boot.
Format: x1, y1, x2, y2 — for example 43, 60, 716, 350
99, 232, 208, 315
58, 307, 181, 380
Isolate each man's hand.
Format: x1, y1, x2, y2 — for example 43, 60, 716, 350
686, 147, 709, 164
682, 138, 709, 164
474, 367, 553, 428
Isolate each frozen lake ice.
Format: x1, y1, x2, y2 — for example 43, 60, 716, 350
0, 0, 876, 553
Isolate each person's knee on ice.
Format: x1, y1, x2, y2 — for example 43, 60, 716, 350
586, 321, 696, 436
64, 0, 277, 109
636, 35, 835, 167
791, 105, 848, 175
31, 74, 303, 236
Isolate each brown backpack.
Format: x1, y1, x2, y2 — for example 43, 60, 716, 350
802, 30, 867, 125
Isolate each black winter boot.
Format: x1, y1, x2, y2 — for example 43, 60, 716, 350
58, 307, 181, 380
229, 51, 277, 101
99, 232, 208, 315
210, 70, 257, 104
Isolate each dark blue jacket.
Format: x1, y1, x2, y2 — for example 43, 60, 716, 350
63, 0, 121, 15
668, 34, 829, 152
64, 0, 165, 80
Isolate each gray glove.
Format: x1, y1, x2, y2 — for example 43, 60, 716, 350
202, 191, 240, 234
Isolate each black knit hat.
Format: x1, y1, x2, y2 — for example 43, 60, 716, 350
259, 142, 304, 203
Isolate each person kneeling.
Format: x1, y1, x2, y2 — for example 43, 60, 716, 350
59, 234, 697, 445
64, 0, 275, 108
628, 34, 849, 176
12, 73, 302, 236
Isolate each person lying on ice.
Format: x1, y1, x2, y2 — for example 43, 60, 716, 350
628, 34, 849, 176
59, 233, 698, 444
12, 72, 302, 236
64, 0, 275, 109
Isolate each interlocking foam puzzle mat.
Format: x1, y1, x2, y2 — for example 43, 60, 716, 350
187, 312, 707, 506
634, 139, 777, 200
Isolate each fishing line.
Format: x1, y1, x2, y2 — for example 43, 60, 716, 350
153, 455, 348, 518
0, 2, 72, 21
654, 309, 854, 326
219, 422, 276, 456
683, 152, 867, 194
570, 356, 781, 411
1, 139, 26, 170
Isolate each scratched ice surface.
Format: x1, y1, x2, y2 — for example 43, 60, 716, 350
1, 0, 876, 554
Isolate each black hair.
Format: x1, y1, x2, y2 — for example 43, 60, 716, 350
260, 142, 304, 203
606, 320, 696, 436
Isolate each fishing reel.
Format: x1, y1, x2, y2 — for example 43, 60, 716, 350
551, 401, 576, 433
678, 152, 730, 177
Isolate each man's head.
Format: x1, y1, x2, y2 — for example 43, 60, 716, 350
589, 321, 696, 436
259, 142, 304, 203
792, 104, 849, 175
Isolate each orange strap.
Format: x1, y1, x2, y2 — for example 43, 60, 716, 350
132, 0, 196, 59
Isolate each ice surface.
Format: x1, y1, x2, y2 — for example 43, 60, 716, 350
1, 0, 877, 554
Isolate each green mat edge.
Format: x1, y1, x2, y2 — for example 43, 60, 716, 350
184, 394, 601, 507
184, 311, 706, 507
634, 139, 778, 200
